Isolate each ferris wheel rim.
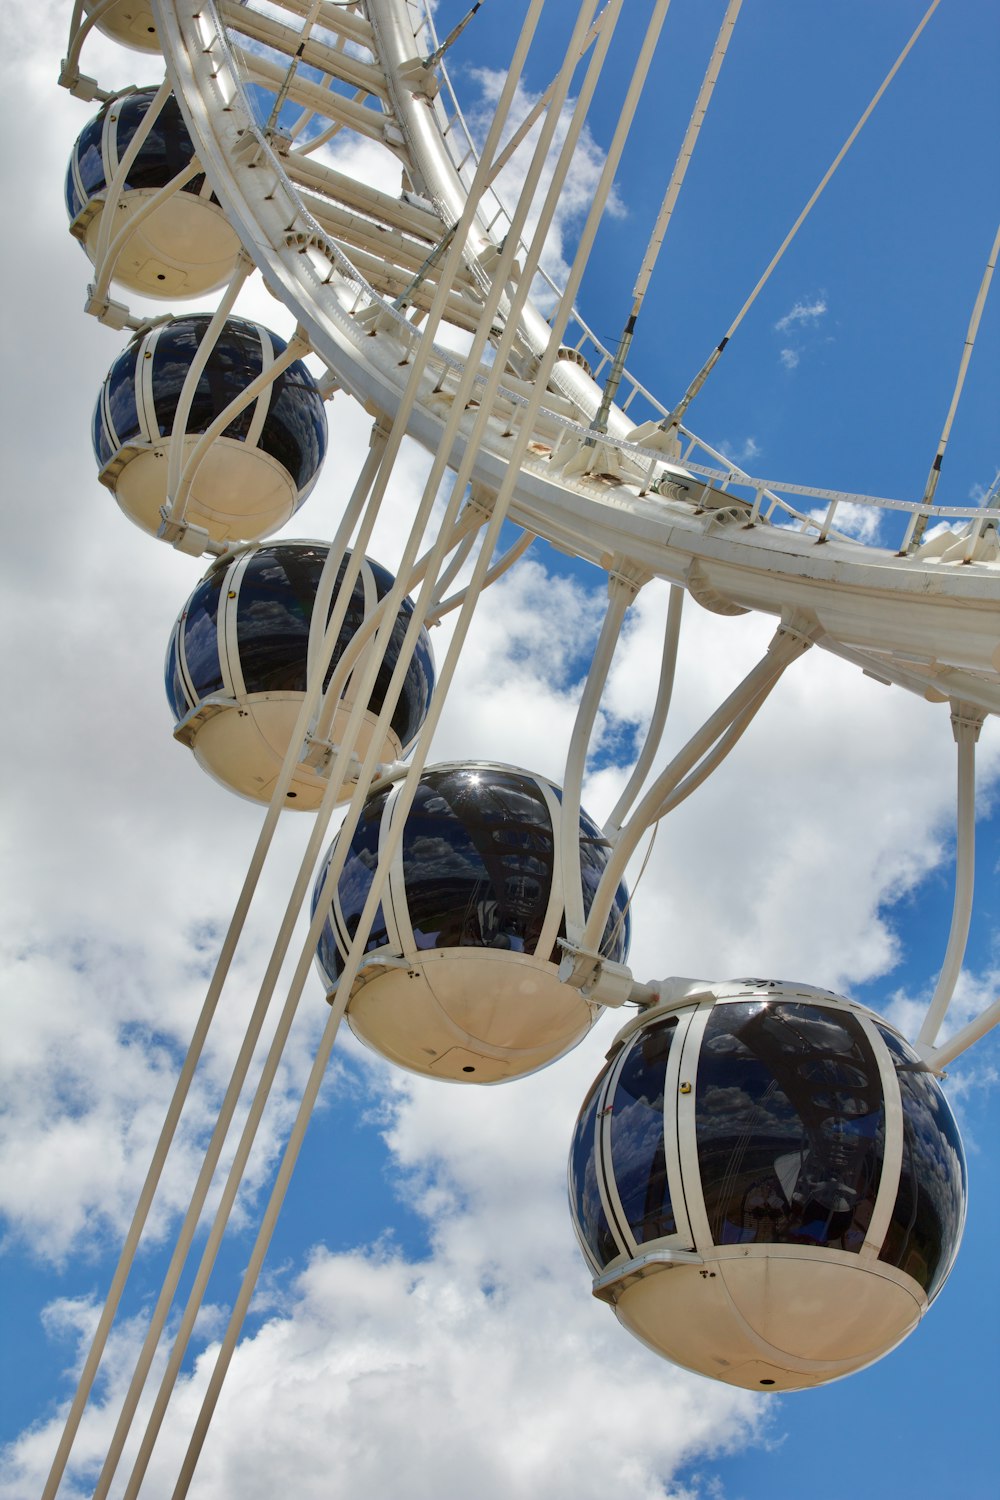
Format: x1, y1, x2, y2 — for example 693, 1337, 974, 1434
139, 0, 1000, 716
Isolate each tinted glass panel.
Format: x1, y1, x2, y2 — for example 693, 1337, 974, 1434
114, 92, 207, 198
260, 355, 328, 491
68, 113, 105, 213
150, 318, 264, 443
611, 1018, 677, 1244
876, 1026, 966, 1300
180, 568, 226, 701
231, 545, 433, 745
579, 806, 630, 962
402, 768, 554, 954
314, 784, 391, 983
569, 1068, 620, 1270
696, 1001, 884, 1251
94, 342, 141, 464
164, 628, 189, 721
236, 546, 358, 695
368, 595, 436, 751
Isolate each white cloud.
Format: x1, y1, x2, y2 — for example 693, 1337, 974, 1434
803, 499, 882, 543
460, 65, 628, 305
774, 298, 828, 333
2, 9, 998, 1499
716, 435, 762, 466
778, 347, 799, 370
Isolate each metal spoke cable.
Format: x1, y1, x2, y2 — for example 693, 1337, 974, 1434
423, 0, 489, 69
660, 0, 942, 435
606, 584, 684, 831
578, 621, 815, 958
88, 433, 396, 1500
103, 4, 566, 1490
428, 528, 535, 623
905, 219, 1000, 550
39, 415, 389, 1500
591, 0, 742, 435
263, 0, 324, 134
171, 9, 697, 1485
560, 571, 638, 940
485, 5, 611, 184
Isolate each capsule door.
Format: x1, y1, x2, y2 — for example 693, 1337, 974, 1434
594, 1007, 700, 1268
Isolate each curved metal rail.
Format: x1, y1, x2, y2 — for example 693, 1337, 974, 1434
149, 0, 998, 715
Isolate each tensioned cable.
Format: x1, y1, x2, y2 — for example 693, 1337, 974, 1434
159, 6, 623, 1490
166, 2, 679, 1483
905, 219, 1000, 550
98, 2, 591, 1492
590, 0, 743, 435
659, 0, 943, 434
560, 570, 638, 940
576, 622, 815, 960
423, 0, 489, 68
606, 583, 684, 831
40, 408, 390, 1500
486, 5, 611, 183
42, 421, 389, 1500
46, 4, 584, 1485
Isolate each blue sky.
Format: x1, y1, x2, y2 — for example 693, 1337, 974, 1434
1, 2, 998, 1496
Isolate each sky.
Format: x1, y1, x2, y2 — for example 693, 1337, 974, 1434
1, 1, 998, 1497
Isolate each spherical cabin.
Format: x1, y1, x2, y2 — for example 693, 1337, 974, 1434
569, 978, 966, 1391
166, 544, 435, 808
83, 2, 160, 52
66, 88, 242, 298
312, 762, 631, 1084
94, 316, 328, 544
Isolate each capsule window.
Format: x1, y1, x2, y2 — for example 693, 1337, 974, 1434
610, 1018, 678, 1245
401, 769, 554, 955
695, 1001, 885, 1252
180, 568, 227, 703
876, 1026, 966, 1301
315, 784, 392, 979
570, 1072, 620, 1269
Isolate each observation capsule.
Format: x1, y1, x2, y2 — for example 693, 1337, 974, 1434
66, 88, 241, 298
569, 979, 967, 1391
166, 544, 434, 808
313, 762, 631, 1084
94, 316, 328, 544
83, 2, 160, 52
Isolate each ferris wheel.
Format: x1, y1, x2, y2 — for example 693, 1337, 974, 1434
42, 0, 998, 1493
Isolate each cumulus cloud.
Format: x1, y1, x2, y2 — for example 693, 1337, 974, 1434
460, 65, 628, 304
778, 347, 799, 370
2, 7, 998, 1499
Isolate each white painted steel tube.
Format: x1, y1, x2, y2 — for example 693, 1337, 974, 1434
162, 253, 253, 514
560, 575, 635, 940
916, 714, 979, 1049
606, 584, 683, 831
926, 993, 1000, 1070
94, 78, 172, 270
578, 624, 812, 957
112, 4, 563, 1490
